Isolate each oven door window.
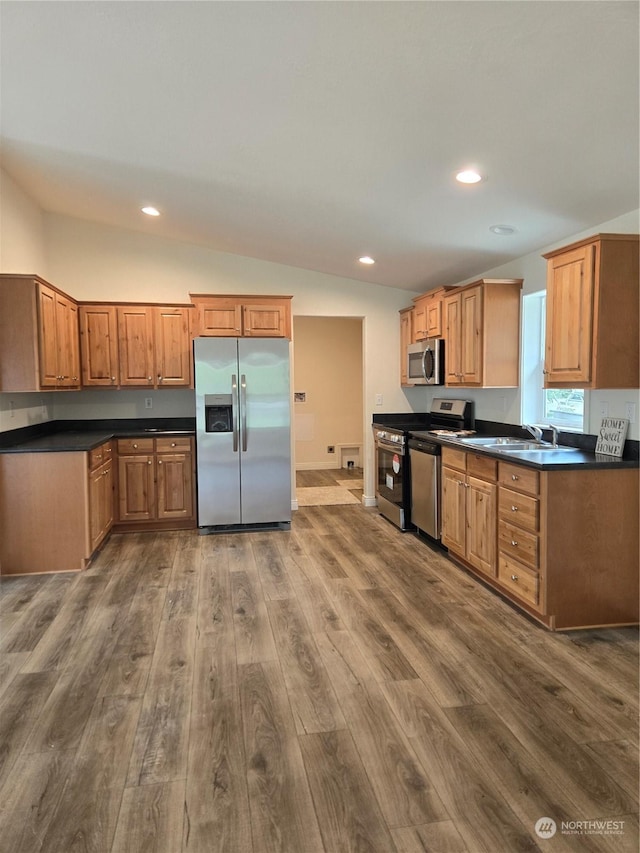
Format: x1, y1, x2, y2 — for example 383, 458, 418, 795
376, 445, 404, 506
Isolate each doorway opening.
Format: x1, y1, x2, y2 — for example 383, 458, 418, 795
292, 316, 364, 507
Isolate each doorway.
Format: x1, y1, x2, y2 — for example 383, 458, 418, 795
292, 316, 364, 507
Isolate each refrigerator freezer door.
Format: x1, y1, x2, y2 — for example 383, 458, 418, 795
238, 338, 291, 524
195, 337, 241, 525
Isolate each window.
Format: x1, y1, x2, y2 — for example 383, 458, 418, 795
521, 291, 586, 432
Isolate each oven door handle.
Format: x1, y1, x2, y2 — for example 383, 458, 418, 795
376, 439, 405, 454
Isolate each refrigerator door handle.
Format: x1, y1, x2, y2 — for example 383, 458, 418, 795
241, 374, 248, 451
232, 374, 239, 452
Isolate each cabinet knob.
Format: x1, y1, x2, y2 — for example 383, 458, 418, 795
511, 540, 519, 547
72, 376, 78, 382
148, 376, 152, 382
148, 460, 152, 465
511, 505, 518, 512
171, 442, 176, 447
511, 574, 519, 582
158, 459, 163, 465
158, 375, 163, 382
511, 474, 519, 481
133, 443, 138, 449
111, 376, 116, 382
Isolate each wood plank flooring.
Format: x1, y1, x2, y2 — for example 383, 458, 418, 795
0, 504, 637, 852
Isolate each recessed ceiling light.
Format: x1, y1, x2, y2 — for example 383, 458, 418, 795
489, 224, 516, 235
359, 256, 375, 265
455, 169, 483, 184
141, 206, 160, 216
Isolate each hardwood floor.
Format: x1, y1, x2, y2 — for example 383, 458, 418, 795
0, 505, 637, 852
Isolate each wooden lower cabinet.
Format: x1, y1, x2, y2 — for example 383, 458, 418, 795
88, 442, 114, 553
442, 448, 639, 630
0, 441, 114, 575
115, 436, 195, 530
441, 448, 497, 578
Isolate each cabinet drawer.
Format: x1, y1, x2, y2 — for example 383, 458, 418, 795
498, 487, 539, 533
156, 436, 192, 453
117, 438, 154, 454
442, 447, 466, 472
89, 442, 112, 470
467, 453, 497, 481
498, 555, 539, 607
498, 462, 539, 496
499, 520, 538, 569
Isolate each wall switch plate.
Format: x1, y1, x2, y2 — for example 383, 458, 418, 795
600, 401, 609, 417
145, 397, 153, 409
625, 402, 636, 423
375, 394, 383, 406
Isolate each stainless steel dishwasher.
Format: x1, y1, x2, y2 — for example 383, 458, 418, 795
408, 438, 441, 539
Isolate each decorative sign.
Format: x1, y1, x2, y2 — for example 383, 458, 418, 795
595, 417, 629, 457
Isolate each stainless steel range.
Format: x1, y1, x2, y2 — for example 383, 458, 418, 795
372, 415, 429, 530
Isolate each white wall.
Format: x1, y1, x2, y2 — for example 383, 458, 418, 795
0, 168, 55, 431
293, 317, 363, 469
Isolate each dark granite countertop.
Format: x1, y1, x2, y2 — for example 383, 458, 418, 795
409, 430, 639, 471
0, 418, 195, 454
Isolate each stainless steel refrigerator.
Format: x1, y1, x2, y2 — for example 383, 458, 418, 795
194, 337, 291, 529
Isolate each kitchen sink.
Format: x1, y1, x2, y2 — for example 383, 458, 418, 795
453, 436, 578, 452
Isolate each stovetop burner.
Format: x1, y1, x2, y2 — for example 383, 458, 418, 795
427, 428, 476, 437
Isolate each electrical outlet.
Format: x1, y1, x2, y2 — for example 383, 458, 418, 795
327, 445, 335, 454
625, 402, 636, 423
145, 397, 153, 409
600, 401, 609, 417
375, 394, 383, 406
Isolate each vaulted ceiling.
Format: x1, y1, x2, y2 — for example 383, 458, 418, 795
1, 1, 638, 291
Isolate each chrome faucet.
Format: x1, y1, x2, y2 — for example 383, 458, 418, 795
524, 424, 543, 443
546, 424, 560, 447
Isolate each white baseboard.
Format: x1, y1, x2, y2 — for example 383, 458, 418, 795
362, 495, 377, 507
295, 461, 342, 471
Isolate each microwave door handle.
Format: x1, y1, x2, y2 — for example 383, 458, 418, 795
232, 374, 239, 452
422, 346, 430, 381
241, 374, 248, 451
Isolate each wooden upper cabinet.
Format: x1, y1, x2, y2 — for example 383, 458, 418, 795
399, 307, 413, 385
0, 275, 81, 392
117, 306, 155, 386
443, 278, 522, 388
543, 234, 639, 389
410, 287, 453, 341
79, 305, 119, 386
154, 307, 192, 386
80, 303, 193, 388
191, 294, 292, 338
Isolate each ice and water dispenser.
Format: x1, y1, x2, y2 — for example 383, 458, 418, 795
205, 394, 233, 432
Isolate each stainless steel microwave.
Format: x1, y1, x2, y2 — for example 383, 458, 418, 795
407, 338, 444, 385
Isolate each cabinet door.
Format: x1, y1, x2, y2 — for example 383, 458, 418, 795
118, 307, 155, 386
460, 286, 482, 385
426, 299, 442, 337
413, 300, 428, 341
466, 476, 497, 576
399, 309, 413, 385
80, 305, 119, 386
154, 307, 192, 386
89, 458, 113, 552
57, 296, 81, 387
197, 297, 242, 336
37, 283, 60, 387
441, 466, 466, 554
242, 303, 287, 337
156, 453, 193, 519
118, 454, 156, 521
544, 244, 594, 384
444, 295, 462, 384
